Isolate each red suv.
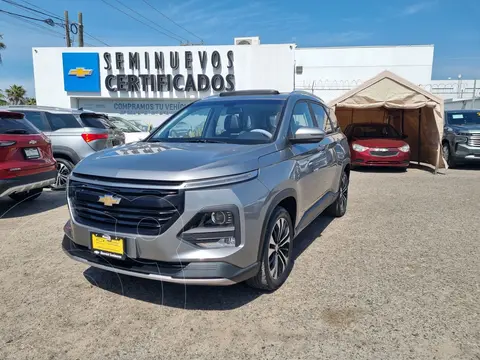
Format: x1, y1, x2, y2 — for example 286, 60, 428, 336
0, 111, 57, 202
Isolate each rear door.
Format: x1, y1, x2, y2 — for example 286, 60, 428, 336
0, 112, 54, 178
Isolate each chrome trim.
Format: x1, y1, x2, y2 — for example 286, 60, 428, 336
62, 249, 236, 286
0, 178, 55, 197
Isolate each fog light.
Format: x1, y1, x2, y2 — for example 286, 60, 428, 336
196, 237, 236, 248
211, 211, 232, 225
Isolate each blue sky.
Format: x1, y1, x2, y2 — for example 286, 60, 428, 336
0, 0, 479, 96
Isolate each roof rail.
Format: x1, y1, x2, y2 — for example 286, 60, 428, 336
219, 89, 280, 97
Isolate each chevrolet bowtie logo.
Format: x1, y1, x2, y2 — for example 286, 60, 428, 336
68, 67, 93, 78
98, 195, 122, 207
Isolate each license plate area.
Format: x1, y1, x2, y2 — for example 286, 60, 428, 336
91, 233, 125, 260
24, 147, 40, 159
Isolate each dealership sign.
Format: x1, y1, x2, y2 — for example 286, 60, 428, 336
62, 50, 235, 93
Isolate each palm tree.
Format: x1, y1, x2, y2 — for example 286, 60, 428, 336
5, 85, 27, 105
25, 97, 36, 105
0, 34, 5, 64
0, 89, 6, 105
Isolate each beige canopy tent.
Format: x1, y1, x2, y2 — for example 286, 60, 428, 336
328, 71, 445, 172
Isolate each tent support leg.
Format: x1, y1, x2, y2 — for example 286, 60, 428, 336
417, 108, 422, 165
401, 110, 405, 134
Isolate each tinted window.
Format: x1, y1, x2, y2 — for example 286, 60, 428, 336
447, 111, 480, 125
46, 113, 81, 131
0, 116, 40, 134
310, 103, 333, 132
150, 99, 285, 144
22, 111, 49, 131
109, 117, 141, 132
351, 124, 401, 138
81, 115, 110, 129
290, 102, 314, 134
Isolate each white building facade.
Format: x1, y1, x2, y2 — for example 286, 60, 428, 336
33, 40, 445, 126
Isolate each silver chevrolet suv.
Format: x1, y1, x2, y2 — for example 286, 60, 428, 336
63, 90, 351, 290
3, 106, 125, 189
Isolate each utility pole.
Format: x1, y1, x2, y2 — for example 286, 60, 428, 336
78, 12, 84, 47
64, 11, 71, 47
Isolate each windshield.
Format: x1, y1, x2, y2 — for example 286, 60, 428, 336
109, 117, 141, 132
0, 116, 40, 134
350, 124, 401, 139
80, 114, 111, 129
148, 99, 285, 144
447, 111, 480, 126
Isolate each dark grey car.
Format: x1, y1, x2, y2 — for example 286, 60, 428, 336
63, 90, 351, 290
2, 106, 125, 188
443, 110, 480, 167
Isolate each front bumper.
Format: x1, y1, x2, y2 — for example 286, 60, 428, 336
0, 169, 56, 198
62, 235, 259, 285
351, 149, 410, 167
453, 142, 480, 161
64, 176, 271, 285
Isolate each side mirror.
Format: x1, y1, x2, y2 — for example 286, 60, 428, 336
290, 127, 325, 144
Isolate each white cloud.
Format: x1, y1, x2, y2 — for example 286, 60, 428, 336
401, 1, 435, 16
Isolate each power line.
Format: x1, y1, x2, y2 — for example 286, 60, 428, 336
99, 0, 184, 43
18, 0, 61, 20
140, 0, 203, 43
0, 13, 65, 40
16, 0, 110, 47
0, 0, 63, 21
83, 30, 110, 46
111, 0, 189, 43
0, 8, 56, 25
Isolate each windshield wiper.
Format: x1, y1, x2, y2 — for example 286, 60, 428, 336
180, 139, 226, 143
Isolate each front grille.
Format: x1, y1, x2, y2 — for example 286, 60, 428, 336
467, 135, 480, 147
69, 180, 184, 236
369, 150, 399, 157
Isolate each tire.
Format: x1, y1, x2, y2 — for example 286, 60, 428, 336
9, 188, 43, 202
326, 170, 349, 217
443, 142, 456, 168
246, 206, 294, 291
51, 158, 74, 190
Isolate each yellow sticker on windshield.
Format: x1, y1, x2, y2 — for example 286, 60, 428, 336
477, 112, 480, 116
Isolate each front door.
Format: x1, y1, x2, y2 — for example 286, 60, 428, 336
289, 101, 331, 214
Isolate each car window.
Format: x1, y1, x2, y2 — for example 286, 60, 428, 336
46, 113, 81, 131
290, 101, 314, 134
109, 117, 141, 132
327, 107, 338, 129
81, 115, 110, 129
310, 103, 333, 133
0, 115, 40, 134
149, 99, 285, 144
21, 111, 50, 131
165, 107, 210, 138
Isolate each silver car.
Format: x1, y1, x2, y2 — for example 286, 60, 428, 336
3, 106, 125, 189
63, 90, 351, 290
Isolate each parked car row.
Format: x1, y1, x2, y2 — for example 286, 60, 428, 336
0, 106, 154, 197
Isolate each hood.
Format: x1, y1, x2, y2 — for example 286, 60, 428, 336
74, 141, 276, 182
450, 124, 480, 134
352, 138, 407, 148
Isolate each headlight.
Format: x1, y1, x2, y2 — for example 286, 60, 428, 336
352, 143, 368, 152
179, 208, 239, 248
399, 144, 410, 153
182, 170, 258, 190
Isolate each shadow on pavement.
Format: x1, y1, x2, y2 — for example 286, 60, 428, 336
83, 214, 334, 310
0, 189, 66, 219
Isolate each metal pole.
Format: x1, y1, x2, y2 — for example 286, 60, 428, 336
472, 79, 477, 109
64, 11, 71, 47
401, 109, 405, 135
418, 108, 422, 165
78, 12, 84, 47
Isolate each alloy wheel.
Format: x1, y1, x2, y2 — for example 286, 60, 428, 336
268, 217, 291, 280
55, 163, 70, 188
443, 144, 450, 159
339, 172, 349, 212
